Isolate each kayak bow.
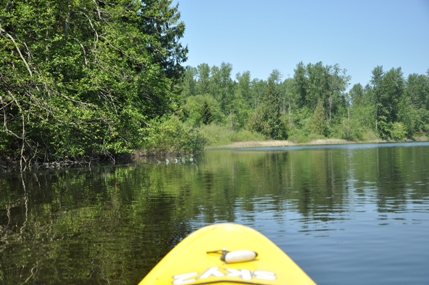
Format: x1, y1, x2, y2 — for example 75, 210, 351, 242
139, 223, 316, 284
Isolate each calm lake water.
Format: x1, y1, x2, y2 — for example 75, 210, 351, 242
1, 142, 429, 284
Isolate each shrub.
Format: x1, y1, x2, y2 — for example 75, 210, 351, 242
199, 124, 265, 146
390, 122, 407, 141
143, 116, 206, 154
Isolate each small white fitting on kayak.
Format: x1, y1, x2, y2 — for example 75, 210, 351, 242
220, 250, 258, 263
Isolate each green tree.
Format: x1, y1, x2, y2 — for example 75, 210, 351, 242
305, 62, 349, 126
0, 0, 188, 168
293, 62, 309, 108
195, 63, 211, 95
390, 122, 407, 141
349, 83, 365, 106
306, 62, 327, 110
210, 62, 235, 113
370, 66, 405, 139
236, 71, 252, 105
399, 73, 429, 136
311, 99, 327, 136
181, 66, 198, 98
139, 0, 188, 80
345, 84, 377, 141
248, 78, 287, 139
370, 66, 386, 137
249, 78, 267, 110
281, 78, 298, 129
181, 94, 224, 127
325, 64, 350, 126
231, 71, 253, 130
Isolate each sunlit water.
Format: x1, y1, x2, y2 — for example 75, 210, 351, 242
1, 142, 429, 284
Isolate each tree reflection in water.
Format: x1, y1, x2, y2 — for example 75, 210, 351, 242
1, 142, 429, 284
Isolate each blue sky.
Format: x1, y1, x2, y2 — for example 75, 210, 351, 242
174, 0, 429, 88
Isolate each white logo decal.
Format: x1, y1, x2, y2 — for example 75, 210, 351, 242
254, 270, 276, 280
199, 267, 224, 279
225, 268, 252, 280
172, 272, 198, 285
172, 267, 276, 284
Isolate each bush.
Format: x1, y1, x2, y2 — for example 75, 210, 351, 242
390, 122, 407, 141
199, 124, 265, 146
143, 116, 206, 154
361, 129, 379, 141
229, 129, 266, 142
308, 133, 326, 142
288, 132, 308, 143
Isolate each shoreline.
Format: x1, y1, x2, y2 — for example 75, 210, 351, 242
211, 138, 385, 149
3, 139, 427, 172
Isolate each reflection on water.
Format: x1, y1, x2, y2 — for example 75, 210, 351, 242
1, 142, 429, 284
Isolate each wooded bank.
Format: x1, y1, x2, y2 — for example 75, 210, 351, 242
1, 1, 428, 171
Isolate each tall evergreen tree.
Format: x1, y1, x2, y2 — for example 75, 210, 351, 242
248, 78, 287, 139
293, 62, 309, 108
370, 66, 385, 135
349, 83, 365, 106
311, 99, 327, 136
370, 66, 405, 139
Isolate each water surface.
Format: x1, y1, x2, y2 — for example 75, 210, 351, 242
1, 142, 429, 284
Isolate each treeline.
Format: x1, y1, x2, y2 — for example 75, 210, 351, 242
178, 62, 429, 143
1, 1, 428, 170
0, 0, 201, 170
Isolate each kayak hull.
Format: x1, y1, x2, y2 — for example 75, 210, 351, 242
139, 223, 316, 284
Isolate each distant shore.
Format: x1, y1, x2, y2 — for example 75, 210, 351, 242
214, 138, 385, 149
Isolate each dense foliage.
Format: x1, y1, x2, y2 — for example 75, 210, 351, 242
1, 0, 428, 170
180, 62, 429, 143
1, 0, 188, 169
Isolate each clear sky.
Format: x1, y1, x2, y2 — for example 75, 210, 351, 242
174, 0, 429, 88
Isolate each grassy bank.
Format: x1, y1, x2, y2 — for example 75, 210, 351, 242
216, 139, 359, 148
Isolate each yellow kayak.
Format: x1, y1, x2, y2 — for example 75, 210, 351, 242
139, 223, 316, 284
